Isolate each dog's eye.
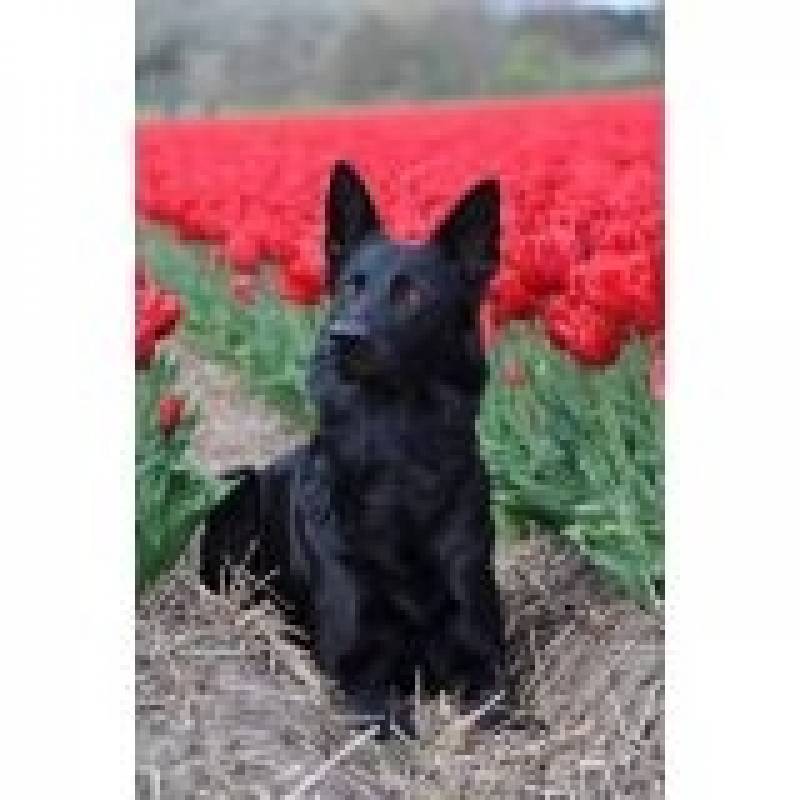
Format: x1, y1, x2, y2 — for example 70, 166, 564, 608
344, 273, 366, 298
390, 275, 422, 311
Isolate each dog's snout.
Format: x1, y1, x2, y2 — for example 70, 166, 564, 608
329, 320, 368, 344
329, 320, 375, 374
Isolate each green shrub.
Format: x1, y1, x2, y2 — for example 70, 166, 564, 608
482, 327, 664, 603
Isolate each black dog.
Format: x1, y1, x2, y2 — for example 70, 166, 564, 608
200, 162, 506, 737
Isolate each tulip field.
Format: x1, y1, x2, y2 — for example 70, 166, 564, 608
135, 91, 664, 602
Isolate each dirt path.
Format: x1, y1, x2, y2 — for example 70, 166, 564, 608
136, 343, 664, 799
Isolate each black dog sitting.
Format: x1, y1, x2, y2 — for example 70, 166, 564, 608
200, 162, 506, 737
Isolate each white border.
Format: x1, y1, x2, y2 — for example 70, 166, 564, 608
0, 1, 134, 797
668, 1, 800, 797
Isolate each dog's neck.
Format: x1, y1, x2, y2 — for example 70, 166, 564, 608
308, 349, 485, 480
313, 370, 482, 429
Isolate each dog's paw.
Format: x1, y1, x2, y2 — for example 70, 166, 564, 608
343, 688, 417, 741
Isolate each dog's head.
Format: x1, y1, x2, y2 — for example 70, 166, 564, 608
316, 161, 500, 394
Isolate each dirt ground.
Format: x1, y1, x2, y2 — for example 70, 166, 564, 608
136, 344, 664, 799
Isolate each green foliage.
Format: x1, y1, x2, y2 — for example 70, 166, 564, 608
144, 235, 320, 426
482, 326, 664, 604
135, 351, 228, 594
142, 232, 664, 604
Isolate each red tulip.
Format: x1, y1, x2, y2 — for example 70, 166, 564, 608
154, 291, 182, 338
135, 320, 156, 369
502, 358, 526, 388
135, 259, 151, 290
479, 302, 502, 350
135, 275, 185, 368
490, 270, 534, 320
223, 232, 261, 274
230, 273, 257, 306
526, 229, 575, 294
625, 255, 664, 335
544, 293, 623, 366
649, 348, 665, 401
277, 256, 324, 306
158, 394, 185, 436
136, 286, 160, 317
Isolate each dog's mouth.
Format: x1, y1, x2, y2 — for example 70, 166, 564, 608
335, 341, 378, 380
340, 353, 377, 380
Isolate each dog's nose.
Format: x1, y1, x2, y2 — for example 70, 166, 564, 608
329, 320, 373, 371
329, 320, 368, 345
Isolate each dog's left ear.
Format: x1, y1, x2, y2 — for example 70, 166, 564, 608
432, 179, 500, 291
325, 161, 382, 289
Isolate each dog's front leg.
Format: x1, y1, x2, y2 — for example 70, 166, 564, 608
312, 558, 414, 738
313, 555, 360, 680
305, 544, 413, 737
426, 497, 506, 725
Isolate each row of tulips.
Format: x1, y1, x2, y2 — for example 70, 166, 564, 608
135, 261, 227, 593
136, 92, 664, 369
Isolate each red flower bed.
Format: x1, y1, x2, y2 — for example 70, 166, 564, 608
136, 92, 663, 366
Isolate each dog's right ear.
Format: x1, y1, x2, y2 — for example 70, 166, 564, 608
432, 178, 500, 294
325, 161, 381, 289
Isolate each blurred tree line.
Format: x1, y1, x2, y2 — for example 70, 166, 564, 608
136, 0, 663, 113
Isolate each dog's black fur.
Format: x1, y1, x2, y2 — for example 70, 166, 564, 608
200, 162, 506, 736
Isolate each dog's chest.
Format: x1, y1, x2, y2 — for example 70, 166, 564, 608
331, 405, 472, 515
357, 457, 445, 533
312, 375, 484, 540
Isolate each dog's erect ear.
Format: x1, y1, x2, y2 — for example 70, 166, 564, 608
432, 179, 500, 291
325, 161, 381, 287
